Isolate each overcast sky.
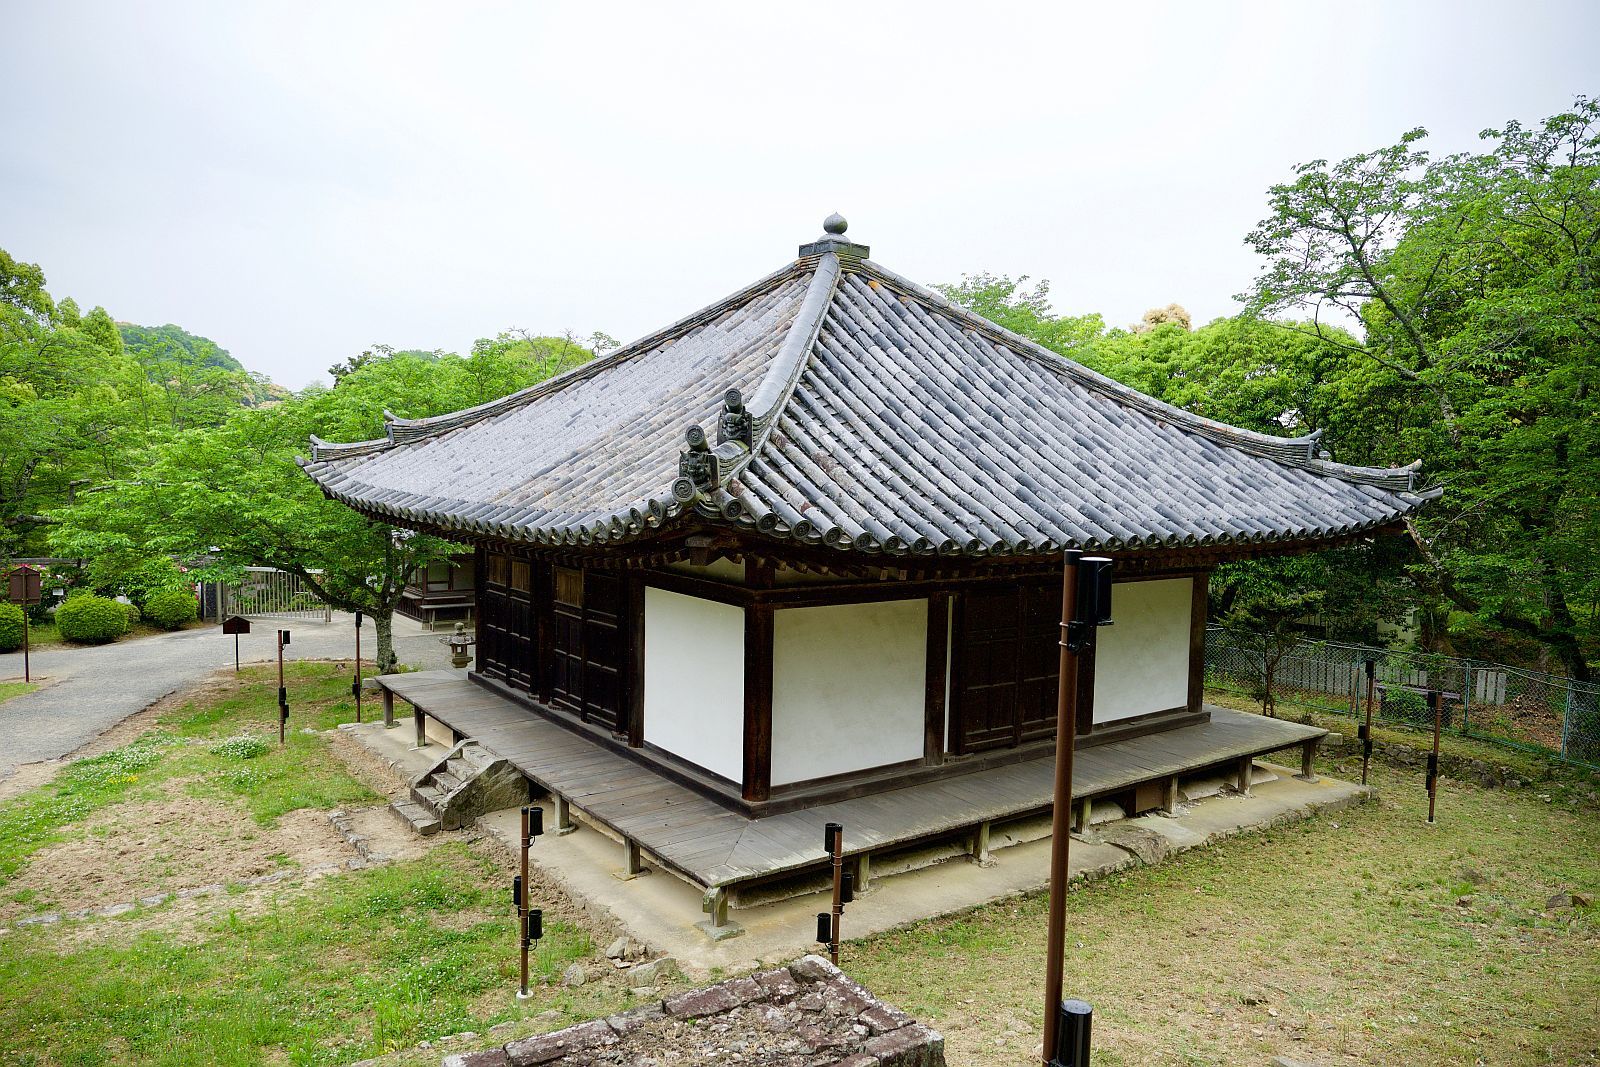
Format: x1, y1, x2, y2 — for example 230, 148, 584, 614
2, 2, 1594, 389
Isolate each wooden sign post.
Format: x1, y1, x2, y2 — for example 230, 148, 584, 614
222, 615, 251, 674
6, 565, 42, 683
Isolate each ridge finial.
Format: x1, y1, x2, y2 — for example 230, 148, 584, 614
823, 212, 848, 235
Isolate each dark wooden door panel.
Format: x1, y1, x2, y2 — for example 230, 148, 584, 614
953, 581, 1060, 752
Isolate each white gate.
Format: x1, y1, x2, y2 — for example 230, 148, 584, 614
221, 567, 332, 622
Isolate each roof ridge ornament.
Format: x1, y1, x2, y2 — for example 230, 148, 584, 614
799, 212, 869, 262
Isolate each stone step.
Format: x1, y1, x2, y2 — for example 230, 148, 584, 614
433, 769, 465, 793
389, 798, 441, 837
411, 784, 445, 817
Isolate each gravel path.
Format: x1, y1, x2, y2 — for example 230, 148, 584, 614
0, 613, 459, 782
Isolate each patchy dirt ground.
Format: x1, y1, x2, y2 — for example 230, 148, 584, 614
1, 779, 350, 922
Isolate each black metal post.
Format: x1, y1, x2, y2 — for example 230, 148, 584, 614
1427, 689, 1443, 824
1051, 999, 1093, 1067
277, 629, 290, 745
1360, 657, 1376, 786
353, 611, 363, 724
234, 632, 240, 674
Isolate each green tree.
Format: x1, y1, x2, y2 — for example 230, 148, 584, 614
52, 334, 597, 669
1242, 97, 1600, 678
934, 273, 1105, 355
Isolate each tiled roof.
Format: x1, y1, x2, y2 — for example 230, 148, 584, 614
301, 219, 1436, 556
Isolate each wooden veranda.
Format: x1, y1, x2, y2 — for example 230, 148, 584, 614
377, 671, 1325, 928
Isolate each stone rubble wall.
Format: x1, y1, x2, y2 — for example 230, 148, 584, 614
442, 954, 944, 1067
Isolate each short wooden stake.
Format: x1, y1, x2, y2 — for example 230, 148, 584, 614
382, 687, 396, 729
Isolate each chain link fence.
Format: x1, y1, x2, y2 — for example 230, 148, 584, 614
1205, 626, 1600, 769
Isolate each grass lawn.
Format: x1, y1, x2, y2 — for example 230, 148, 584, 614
0, 680, 38, 704
12, 616, 207, 652
1, 665, 1594, 1066
0, 664, 629, 1066
851, 756, 1600, 1066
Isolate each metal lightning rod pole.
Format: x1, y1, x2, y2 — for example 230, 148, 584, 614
1042, 550, 1081, 1066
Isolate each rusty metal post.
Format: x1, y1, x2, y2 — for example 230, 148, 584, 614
277, 629, 290, 745
1427, 689, 1443, 824
21, 609, 29, 684
827, 822, 844, 965
517, 804, 541, 999
1360, 657, 1376, 786
1042, 551, 1082, 1065
352, 611, 363, 724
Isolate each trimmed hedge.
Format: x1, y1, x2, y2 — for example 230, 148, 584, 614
122, 601, 142, 628
144, 589, 198, 631
55, 595, 131, 644
0, 602, 23, 653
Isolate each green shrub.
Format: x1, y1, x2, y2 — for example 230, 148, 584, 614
122, 601, 142, 628
55, 595, 131, 644
144, 588, 198, 630
0, 602, 23, 653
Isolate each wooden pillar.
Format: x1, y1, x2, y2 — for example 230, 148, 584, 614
382, 687, 396, 729
742, 603, 774, 804
969, 821, 993, 866
1073, 795, 1093, 833
414, 704, 428, 748
617, 838, 643, 880
854, 853, 872, 893
625, 576, 645, 748
924, 592, 949, 764
1187, 571, 1211, 713
554, 794, 577, 835
1298, 738, 1321, 782
1235, 756, 1254, 796
1162, 774, 1180, 814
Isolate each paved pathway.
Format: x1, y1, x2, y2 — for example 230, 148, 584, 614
0, 613, 460, 782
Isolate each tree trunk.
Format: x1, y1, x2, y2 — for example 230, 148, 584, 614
374, 610, 397, 674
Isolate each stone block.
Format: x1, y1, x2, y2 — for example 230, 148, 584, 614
605, 1001, 665, 1036
862, 1023, 944, 1066
663, 983, 741, 1018
859, 1003, 912, 1035
788, 953, 840, 983
441, 1050, 510, 1067
504, 1020, 616, 1066
754, 966, 801, 1000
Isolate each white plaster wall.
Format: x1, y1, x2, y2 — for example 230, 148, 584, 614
1092, 577, 1193, 723
771, 599, 927, 785
643, 587, 745, 783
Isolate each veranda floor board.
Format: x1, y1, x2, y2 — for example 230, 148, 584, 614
377, 671, 1323, 891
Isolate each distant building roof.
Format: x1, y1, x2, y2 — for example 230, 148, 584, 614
301, 217, 1437, 558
